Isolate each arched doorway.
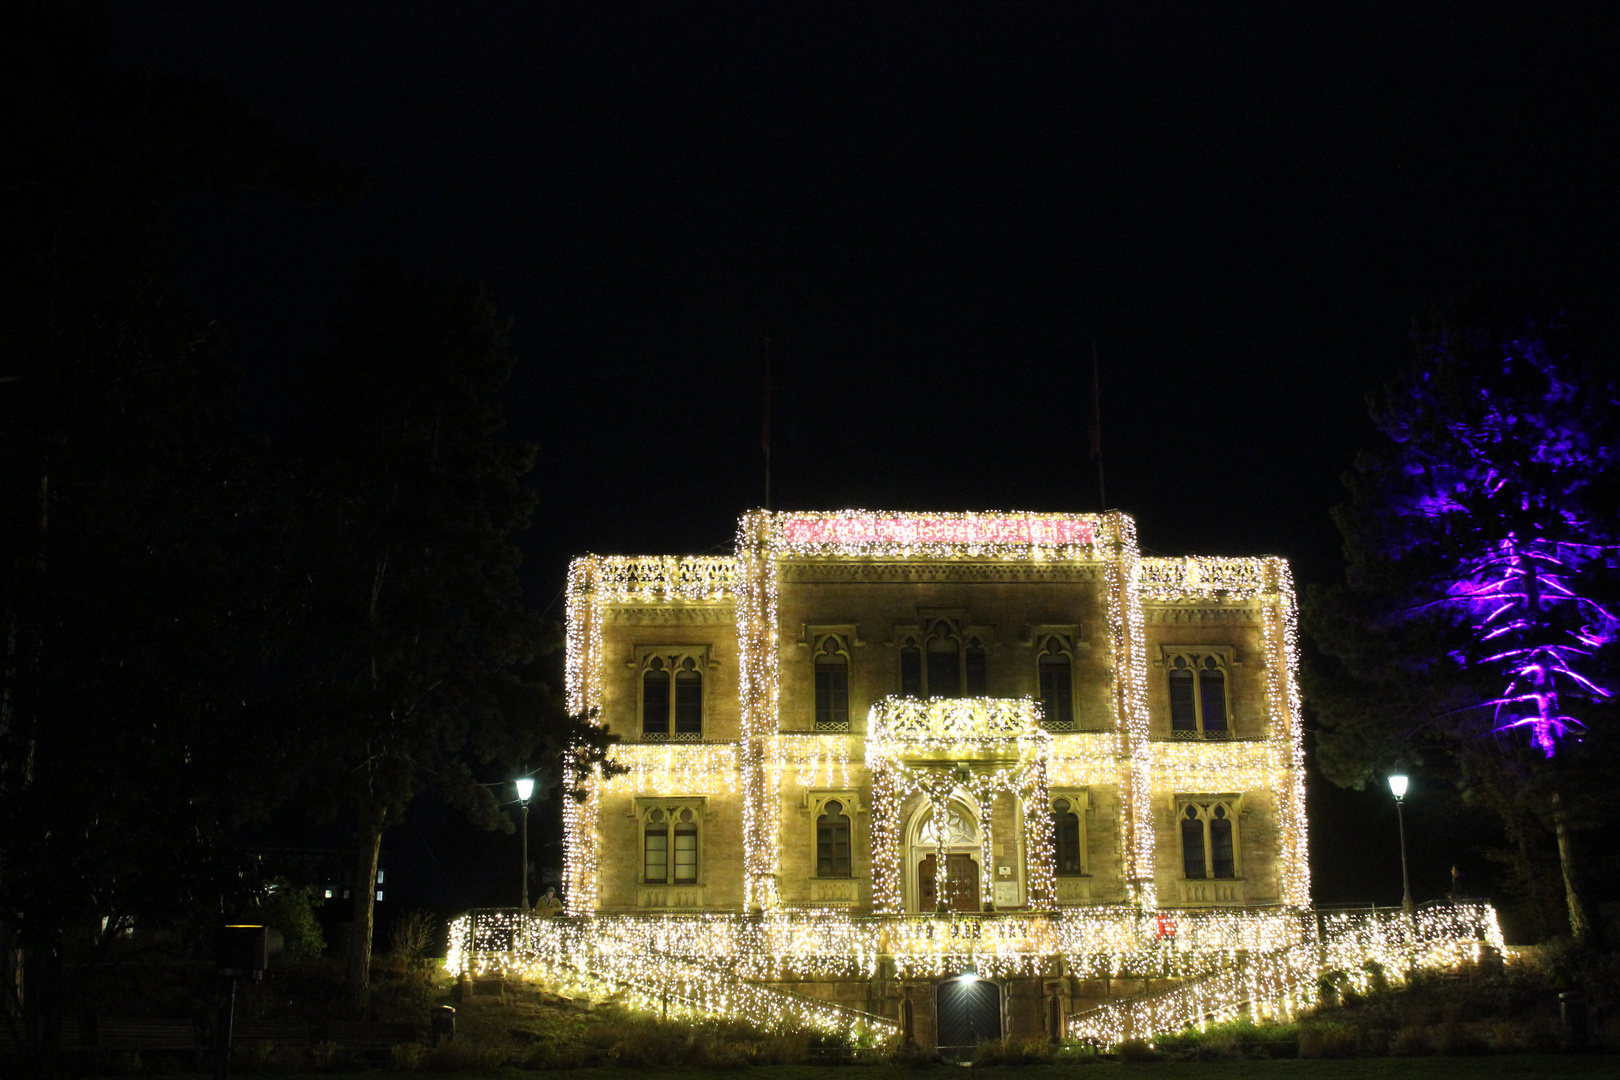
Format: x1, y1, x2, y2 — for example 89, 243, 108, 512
936, 977, 1001, 1059
906, 798, 981, 913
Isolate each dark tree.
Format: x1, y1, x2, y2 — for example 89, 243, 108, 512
1308, 300, 1620, 942
285, 265, 584, 997
0, 2, 345, 1067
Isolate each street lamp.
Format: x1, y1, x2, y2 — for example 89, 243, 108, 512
515, 777, 535, 910
1388, 773, 1414, 915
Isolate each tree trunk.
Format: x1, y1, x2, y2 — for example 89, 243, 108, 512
346, 811, 385, 1001
1551, 791, 1597, 946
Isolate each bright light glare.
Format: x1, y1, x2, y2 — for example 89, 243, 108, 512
1388, 774, 1409, 800
515, 777, 536, 803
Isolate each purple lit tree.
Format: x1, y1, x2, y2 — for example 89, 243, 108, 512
1309, 302, 1620, 942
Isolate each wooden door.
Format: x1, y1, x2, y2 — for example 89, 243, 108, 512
946, 854, 980, 912
919, 854, 938, 910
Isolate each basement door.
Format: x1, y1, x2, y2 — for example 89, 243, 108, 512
935, 978, 1001, 1059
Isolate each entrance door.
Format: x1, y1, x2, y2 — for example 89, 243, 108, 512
918, 854, 980, 912
946, 854, 980, 911
936, 978, 1001, 1059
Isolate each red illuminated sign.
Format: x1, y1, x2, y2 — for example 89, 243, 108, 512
781, 514, 1094, 548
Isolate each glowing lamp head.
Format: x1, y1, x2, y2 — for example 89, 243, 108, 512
1387, 774, 1409, 801
515, 777, 536, 804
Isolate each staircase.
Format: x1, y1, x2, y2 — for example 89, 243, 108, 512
1067, 901, 1505, 1046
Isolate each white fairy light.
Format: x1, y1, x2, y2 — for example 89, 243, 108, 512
545, 510, 1437, 1046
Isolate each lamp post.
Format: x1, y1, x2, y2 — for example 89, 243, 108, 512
1388, 774, 1414, 915
515, 777, 535, 910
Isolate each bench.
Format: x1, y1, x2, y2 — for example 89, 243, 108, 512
93, 1017, 199, 1061
233, 1020, 309, 1045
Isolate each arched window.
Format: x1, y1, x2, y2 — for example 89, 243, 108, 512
1168, 658, 1197, 735
1198, 658, 1228, 736
1179, 798, 1240, 881
927, 623, 960, 699
642, 802, 703, 888
644, 808, 668, 883
640, 651, 707, 741
1180, 804, 1206, 879
1167, 653, 1231, 740
900, 637, 922, 697
674, 657, 703, 737
643, 659, 671, 737
1039, 637, 1075, 730
673, 807, 698, 884
817, 800, 852, 877
965, 637, 987, 696
815, 639, 850, 730
1051, 797, 1083, 875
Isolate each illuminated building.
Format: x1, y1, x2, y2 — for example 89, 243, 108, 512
448, 510, 1503, 1053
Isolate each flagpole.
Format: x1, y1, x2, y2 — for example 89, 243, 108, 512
1091, 342, 1106, 511
762, 337, 772, 511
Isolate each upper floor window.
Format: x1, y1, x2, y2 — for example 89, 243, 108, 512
643, 803, 700, 884
1167, 653, 1229, 740
641, 652, 704, 741
1179, 798, 1238, 880
1038, 637, 1075, 731
926, 623, 960, 698
1051, 796, 1084, 875
900, 620, 991, 699
965, 637, 987, 695
817, 800, 852, 877
814, 638, 850, 731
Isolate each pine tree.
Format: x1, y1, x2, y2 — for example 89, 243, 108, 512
1308, 299, 1620, 942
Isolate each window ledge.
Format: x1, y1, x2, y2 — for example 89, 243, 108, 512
1175, 878, 1246, 905
807, 879, 864, 906
637, 884, 705, 909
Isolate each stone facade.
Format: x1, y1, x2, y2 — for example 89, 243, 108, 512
561, 510, 1309, 1050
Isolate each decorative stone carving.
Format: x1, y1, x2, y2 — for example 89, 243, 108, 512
605, 606, 734, 626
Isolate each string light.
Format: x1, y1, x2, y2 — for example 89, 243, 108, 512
543, 511, 1488, 1045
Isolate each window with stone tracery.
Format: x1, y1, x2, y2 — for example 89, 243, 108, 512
899, 620, 991, 698
816, 800, 852, 877
1038, 636, 1075, 730
1165, 652, 1230, 740
641, 802, 701, 884
814, 637, 850, 731
1051, 795, 1086, 875
1177, 797, 1239, 880
639, 650, 706, 741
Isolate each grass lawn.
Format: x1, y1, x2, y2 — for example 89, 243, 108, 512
130, 1057, 1615, 1080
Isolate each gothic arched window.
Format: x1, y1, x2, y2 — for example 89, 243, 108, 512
1179, 798, 1240, 880
817, 800, 852, 877
1039, 637, 1075, 731
674, 657, 703, 736
1167, 653, 1231, 739
900, 637, 922, 697
965, 637, 987, 696
815, 639, 850, 730
644, 808, 668, 883
673, 806, 699, 883
927, 623, 960, 699
1051, 796, 1083, 875
643, 659, 670, 738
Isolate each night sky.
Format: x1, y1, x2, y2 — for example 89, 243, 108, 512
109, 3, 1620, 928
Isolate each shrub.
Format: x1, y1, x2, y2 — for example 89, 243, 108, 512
390, 1042, 424, 1071
1298, 1021, 1359, 1058
419, 1042, 505, 1072
972, 1036, 1052, 1066
1116, 1038, 1161, 1062
1390, 1024, 1431, 1055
